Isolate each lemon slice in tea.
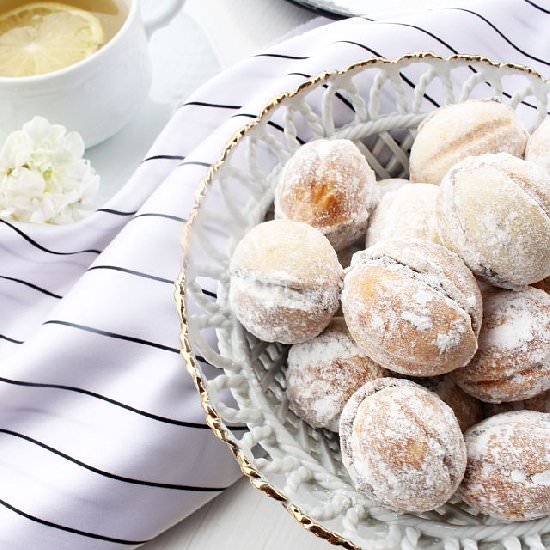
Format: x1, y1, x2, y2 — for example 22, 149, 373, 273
0, 2, 104, 77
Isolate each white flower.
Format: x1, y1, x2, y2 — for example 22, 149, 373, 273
0, 116, 99, 224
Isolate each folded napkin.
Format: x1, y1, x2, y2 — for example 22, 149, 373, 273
1, 1, 548, 547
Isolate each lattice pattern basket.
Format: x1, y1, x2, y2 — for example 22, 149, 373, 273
178, 54, 550, 550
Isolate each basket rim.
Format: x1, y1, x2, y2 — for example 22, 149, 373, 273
176, 52, 548, 550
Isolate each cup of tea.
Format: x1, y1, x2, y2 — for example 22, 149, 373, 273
0, 0, 185, 147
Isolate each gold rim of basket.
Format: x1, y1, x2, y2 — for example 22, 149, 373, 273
176, 52, 547, 550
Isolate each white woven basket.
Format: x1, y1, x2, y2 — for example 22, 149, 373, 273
178, 54, 550, 550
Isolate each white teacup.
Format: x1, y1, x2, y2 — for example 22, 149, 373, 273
0, 0, 185, 148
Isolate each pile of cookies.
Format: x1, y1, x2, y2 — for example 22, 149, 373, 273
228, 99, 550, 520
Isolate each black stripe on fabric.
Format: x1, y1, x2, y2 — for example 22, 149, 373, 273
234, 113, 284, 133
96, 208, 137, 217
182, 100, 242, 110
0, 220, 100, 256
201, 288, 217, 299
143, 154, 185, 162
232, 113, 256, 120
179, 160, 212, 168
287, 71, 356, 112
453, 8, 550, 66
270, 120, 294, 134
134, 155, 211, 166
0, 334, 23, 345
0, 429, 228, 492
0, 275, 61, 299
284, 0, 347, 19
383, 21, 459, 53
255, 53, 310, 60
268, 120, 306, 144
231, 113, 306, 144
0, 376, 216, 429
88, 265, 172, 285
333, 90, 355, 112
524, 0, 550, 14
372, 20, 544, 113
43, 320, 180, 354
336, 40, 440, 107
288, 34, 541, 115
97, 210, 188, 222
0, 497, 149, 546
134, 212, 187, 223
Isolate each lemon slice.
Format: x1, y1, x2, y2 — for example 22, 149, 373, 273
0, 2, 104, 77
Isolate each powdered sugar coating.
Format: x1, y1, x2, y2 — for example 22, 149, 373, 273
438, 153, 550, 288
275, 139, 376, 251
375, 178, 408, 200
342, 239, 482, 376
409, 100, 528, 185
419, 376, 484, 432
339, 378, 466, 513
229, 220, 343, 344
366, 183, 440, 247
458, 411, 550, 521
286, 318, 387, 432
526, 117, 550, 175
453, 287, 550, 403
483, 389, 550, 417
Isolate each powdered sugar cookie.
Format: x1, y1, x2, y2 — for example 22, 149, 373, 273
453, 287, 550, 403
275, 139, 376, 250
229, 220, 343, 344
526, 117, 550, 175
375, 177, 408, 199
286, 318, 387, 431
409, 100, 527, 184
458, 411, 550, 521
342, 239, 482, 376
340, 378, 466, 513
438, 153, 550, 288
420, 376, 484, 432
366, 183, 440, 247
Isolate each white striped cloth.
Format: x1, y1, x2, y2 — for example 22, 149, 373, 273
1, 1, 549, 547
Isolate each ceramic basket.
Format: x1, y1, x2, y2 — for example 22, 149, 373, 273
178, 54, 550, 550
